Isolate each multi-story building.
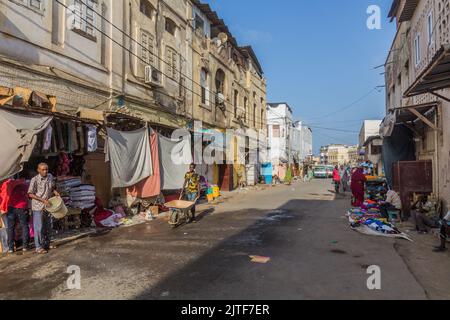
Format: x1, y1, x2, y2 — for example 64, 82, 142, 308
385, 0, 450, 203
0, 0, 267, 191
291, 121, 313, 164
321, 144, 358, 167
359, 120, 382, 149
267, 103, 293, 164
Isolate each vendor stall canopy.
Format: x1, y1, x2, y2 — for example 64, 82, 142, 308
0, 109, 52, 180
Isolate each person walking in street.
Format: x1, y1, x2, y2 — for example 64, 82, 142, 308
351, 166, 366, 207
5, 180, 31, 254
332, 166, 341, 194
28, 163, 59, 254
182, 163, 201, 223
339, 165, 349, 193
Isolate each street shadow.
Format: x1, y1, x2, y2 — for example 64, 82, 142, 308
132, 198, 342, 300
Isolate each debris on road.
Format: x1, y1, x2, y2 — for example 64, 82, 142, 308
249, 255, 271, 264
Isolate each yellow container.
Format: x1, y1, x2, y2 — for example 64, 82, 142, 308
207, 194, 214, 202
212, 186, 220, 198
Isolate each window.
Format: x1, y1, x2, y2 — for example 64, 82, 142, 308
427, 12, 434, 45
253, 104, 257, 127
140, 30, 154, 66
215, 69, 225, 94
371, 145, 382, 155
244, 97, 248, 123
273, 125, 280, 138
11, 0, 43, 12
73, 0, 97, 38
165, 17, 177, 36
194, 14, 205, 34
414, 33, 421, 66
234, 90, 239, 118
166, 47, 178, 79
140, 0, 155, 19
200, 68, 209, 105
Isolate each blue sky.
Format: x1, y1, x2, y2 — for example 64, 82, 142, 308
205, 0, 396, 153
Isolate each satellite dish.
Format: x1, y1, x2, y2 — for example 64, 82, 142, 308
218, 32, 228, 44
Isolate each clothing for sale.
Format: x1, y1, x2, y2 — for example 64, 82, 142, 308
0, 109, 52, 180
86, 125, 98, 152
159, 134, 192, 190
54, 120, 65, 151
28, 174, 56, 212
42, 124, 53, 152
57, 153, 71, 177
444, 211, 450, 221
77, 125, 85, 153
106, 127, 153, 189
126, 131, 161, 199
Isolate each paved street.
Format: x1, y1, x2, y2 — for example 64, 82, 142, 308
0, 179, 448, 300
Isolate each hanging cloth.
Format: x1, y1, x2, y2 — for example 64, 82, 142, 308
42, 123, 53, 152
0, 109, 52, 180
158, 134, 192, 190
86, 124, 98, 152
106, 127, 153, 188
127, 130, 161, 199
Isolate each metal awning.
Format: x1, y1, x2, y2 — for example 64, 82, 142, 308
395, 102, 440, 132
404, 45, 450, 97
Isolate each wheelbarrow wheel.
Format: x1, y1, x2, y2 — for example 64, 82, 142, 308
169, 210, 180, 228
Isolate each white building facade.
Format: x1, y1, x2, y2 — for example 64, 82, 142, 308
267, 103, 293, 164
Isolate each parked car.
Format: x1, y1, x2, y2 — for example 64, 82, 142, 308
313, 166, 328, 179
313, 165, 334, 178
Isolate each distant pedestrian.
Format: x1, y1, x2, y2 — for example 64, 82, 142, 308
332, 166, 341, 194
434, 210, 450, 252
339, 165, 349, 193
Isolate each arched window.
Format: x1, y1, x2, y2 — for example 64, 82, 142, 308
215, 69, 226, 94
200, 68, 209, 105
165, 17, 177, 36
244, 97, 248, 123
234, 90, 239, 118
140, 0, 155, 20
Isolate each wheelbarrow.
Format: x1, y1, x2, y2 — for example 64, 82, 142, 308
165, 200, 197, 228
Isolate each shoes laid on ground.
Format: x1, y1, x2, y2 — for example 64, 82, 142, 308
7, 250, 14, 254
22, 248, 30, 252
418, 231, 428, 235
433, 246, 447, 253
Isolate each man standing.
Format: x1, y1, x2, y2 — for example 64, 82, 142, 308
28, 163, 59, 254
182, 163, 201, 223
6, 180, 30, 254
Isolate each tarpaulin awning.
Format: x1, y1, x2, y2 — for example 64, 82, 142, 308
404, 44, 450, 97
0, 109, 52, 180
106, 127, 153, 189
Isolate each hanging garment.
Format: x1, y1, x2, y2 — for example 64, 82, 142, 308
42, 123, 53, 152
69, 123, 79, 152
159, 134, 192, 190
0, 109, 52, 180
54, 120, 65, 151
86, 124, 98, 152
126, 131, 161, 199
77, 125, 85, 153
57, 152, 71, 176
106, 127, 153, 189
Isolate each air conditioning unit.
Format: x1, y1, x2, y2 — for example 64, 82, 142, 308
144, 65, 162, 86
